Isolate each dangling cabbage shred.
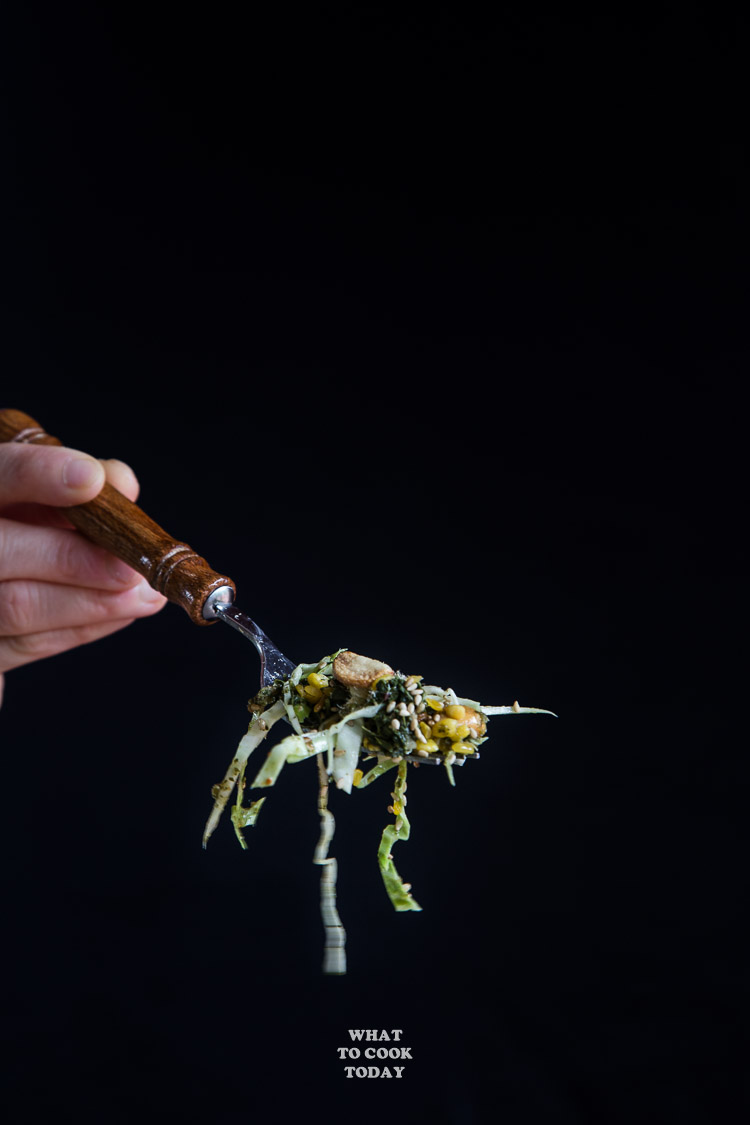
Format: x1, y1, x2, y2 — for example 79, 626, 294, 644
203, 650, 555, 973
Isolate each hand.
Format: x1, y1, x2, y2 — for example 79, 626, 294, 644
0, 442, 167, 707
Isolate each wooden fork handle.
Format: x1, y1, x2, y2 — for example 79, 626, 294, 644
0, 408, 236, 625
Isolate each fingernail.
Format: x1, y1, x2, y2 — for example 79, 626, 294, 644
63, 456, 103, 491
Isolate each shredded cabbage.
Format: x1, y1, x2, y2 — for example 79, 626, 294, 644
374, 760, 421, 912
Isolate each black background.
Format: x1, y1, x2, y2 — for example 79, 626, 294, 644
1, 4, 747, 1123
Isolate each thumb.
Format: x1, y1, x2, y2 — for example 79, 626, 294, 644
0, 443, 106, 507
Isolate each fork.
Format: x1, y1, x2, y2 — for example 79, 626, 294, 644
0, 408, 470, 763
